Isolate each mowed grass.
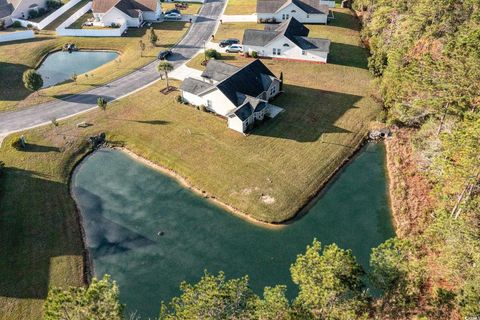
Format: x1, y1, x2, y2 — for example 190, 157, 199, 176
0, 8, 375, 319
224, 0, 256, 15
0, 21, 189, 112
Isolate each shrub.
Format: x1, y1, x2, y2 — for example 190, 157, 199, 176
205, 49, 221, 60
28, 9, 38, 19
46, 0, 62, 9
12, 21, 21, 28
176, 95, 183, 103
0, 19, 5, 30
0, 161, 5, 177
110, 22, 120, 28
199, 105, 207, 112
251, 51, 258, 58
27, 23, 33, 29
37, 7, 46, 16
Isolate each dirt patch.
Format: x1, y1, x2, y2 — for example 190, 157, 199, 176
385, 128, 434, 237
260, 195, 275, 204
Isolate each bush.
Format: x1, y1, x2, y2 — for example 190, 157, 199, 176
37, 7, 46, 16
0, 161, 4, 177
251, 51, 258, 58
27, 23, 33, 29
12, 20, 21, 28
176, 95, 183, 103
199, 105, 207, 112
28, 9, 38, 19
46, 0, 62, 9
110, 22, 120, 28
0, 19, 5, 30
205, 49, 221, 60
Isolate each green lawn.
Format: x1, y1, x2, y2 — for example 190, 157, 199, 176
224, 0, 256, 15
43, 0, 89, 30
0, 8, 376, 319
0, 21, 190, 112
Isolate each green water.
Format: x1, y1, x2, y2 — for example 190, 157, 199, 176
72, 143, 394, 318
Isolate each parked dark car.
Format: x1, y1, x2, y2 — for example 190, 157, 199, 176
165, 8, 181, 15
219, 38, 240, 48
158, 50, 172, 60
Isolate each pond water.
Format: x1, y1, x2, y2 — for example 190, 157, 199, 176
72, 143, 394, 318
37, 51, 119, 88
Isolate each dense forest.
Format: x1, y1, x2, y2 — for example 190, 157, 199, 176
42, 0, 479, 319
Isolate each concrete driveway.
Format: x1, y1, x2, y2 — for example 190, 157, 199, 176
0, 0, 226, 141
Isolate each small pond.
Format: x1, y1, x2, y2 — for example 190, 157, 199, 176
72, 143, 394, 318
37, 50, 119, 88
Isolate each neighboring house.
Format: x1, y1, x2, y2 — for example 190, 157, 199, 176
243, 17, 330, 63
0, 0, 47, 26
92, 0, 161, 28
319, 0, 335, 8
256, 0, 331, 24
180, 59, 282, 133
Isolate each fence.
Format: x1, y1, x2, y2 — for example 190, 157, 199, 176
56, 2, 127, 37
11, 0, 83, 30
0, 30, 35, 43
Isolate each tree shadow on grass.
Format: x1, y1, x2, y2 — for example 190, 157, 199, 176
0, 61, 32, 103
19, 143, 61, 153
0, 167, 83, 300
329, 10, 362, 31
252, 84, 362, 143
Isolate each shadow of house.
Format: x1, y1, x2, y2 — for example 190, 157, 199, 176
328, 42, 369, 69
251, 84, 362, 142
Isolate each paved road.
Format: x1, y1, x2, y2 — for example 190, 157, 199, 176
0, 0, 225, 138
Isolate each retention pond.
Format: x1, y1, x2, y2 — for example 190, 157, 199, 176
37, 50, 119, 88
72, 142, 394, 318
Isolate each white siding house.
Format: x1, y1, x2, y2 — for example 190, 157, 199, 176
0, 0, 48, 26
92, 0, 161, 27
257, 0, 330, 24
243, 17, 330, 63
180, 59, 282, 134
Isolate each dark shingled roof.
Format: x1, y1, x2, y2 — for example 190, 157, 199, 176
243, 17, 330, 53
201, 59, 240, 82
231, 99, 268, 121
216, 59, 276, 106
257, 0, 329, 14
180, 77, 213, 95
294, 36, 330, 51
0, 0, 14, 18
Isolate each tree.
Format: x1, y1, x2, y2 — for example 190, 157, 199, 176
97, 97, 108, 111
22, 69, 43, 93
160, 271, 257, 319
254, 285, 292, 320
290, 239, 369, 319
369, 238, 425, 318
139, 40, 146, 57
157, 61, 174, 89
149, 27, 157, 46
43, 275, 123, 320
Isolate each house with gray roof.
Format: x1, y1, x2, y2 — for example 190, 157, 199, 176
0, 0, 47, 26
257, 0, 331, 24
180, 59, 283, 133
243, 17, 330, 63
91, 0, 161, 28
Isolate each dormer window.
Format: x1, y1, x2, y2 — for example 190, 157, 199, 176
283, 43, 290, 47
291, 10, 296, 13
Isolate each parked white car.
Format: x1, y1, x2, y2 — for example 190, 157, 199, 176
225, 44, 243, 53
164, 12, 182, 20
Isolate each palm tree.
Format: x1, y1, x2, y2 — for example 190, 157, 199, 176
157, 61, 174, 89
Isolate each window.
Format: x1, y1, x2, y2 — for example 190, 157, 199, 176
282, 14, 289, 20
283, 43, 290, 47
270, 86, 276, 95
273, 48, 281, 55
302, 50, 306, 55
277, 48, 281, 55
272, 48, 277, 55
207, 100, 212, 107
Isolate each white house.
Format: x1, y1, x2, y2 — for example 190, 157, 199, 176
320, 0, 336, 8
243, 17, 330, 63
256, 0, 331, 24
91, 0, 161, 28
0, 0, 48, 26
180, 59, 282, 133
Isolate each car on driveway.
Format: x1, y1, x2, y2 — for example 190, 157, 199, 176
219, 38, 240, 48
164, 12, 182, 20
165, 8, 180, 15
158, 50, 172, 60
225, 44, 243, 53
